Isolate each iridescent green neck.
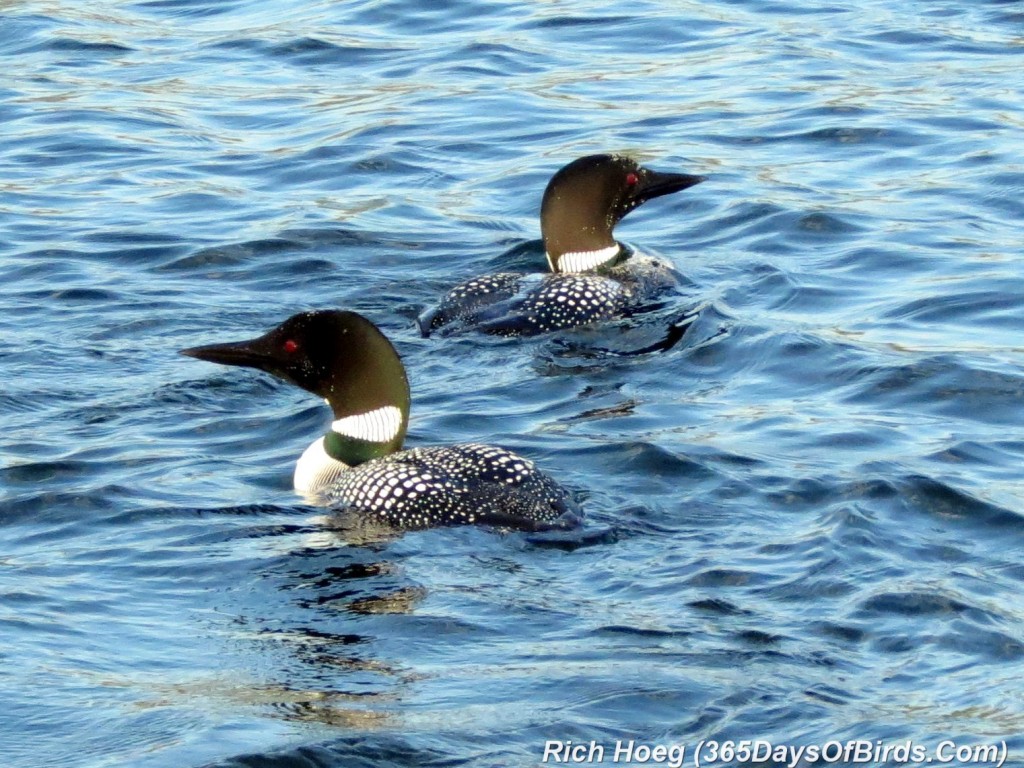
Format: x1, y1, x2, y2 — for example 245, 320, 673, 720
321, 404, 407, 466
323, 431, 394, 466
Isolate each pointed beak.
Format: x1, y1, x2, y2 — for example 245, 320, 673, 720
180, 334, 279, 374
636, 169, 706, 203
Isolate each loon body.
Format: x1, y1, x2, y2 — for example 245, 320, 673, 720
419, 154, 705, 337
182, 310, 580, 531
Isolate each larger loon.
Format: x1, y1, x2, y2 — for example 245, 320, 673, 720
418, 154, 705, 337
181, 310, 581, 531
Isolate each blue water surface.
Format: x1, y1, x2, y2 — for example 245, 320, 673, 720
3, 1, 1024, 766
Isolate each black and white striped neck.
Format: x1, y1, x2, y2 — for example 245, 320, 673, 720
295, 405, 406, 494
322, 404, 405, 465
547, 243, 622, 274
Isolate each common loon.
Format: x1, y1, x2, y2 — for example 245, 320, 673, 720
418, 154, 705, 337
181, 310, 581, 531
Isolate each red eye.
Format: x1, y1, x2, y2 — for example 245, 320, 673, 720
625, 172, 639, 187
283, 339, 298, 353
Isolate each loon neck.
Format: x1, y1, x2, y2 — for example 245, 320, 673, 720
322, 403, 406, 466
293, 404, 406, 494
312, 313, 411, 466
547, 243, 623, 273
295, 403, 405, 494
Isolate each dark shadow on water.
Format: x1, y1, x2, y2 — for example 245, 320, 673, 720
533, 301, 730, 376
204, 735, 471, 768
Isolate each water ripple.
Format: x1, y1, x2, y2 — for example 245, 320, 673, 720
3, 0, 1024, 766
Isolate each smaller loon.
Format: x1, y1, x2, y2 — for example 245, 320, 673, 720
419, 154, 705, 337
181, 310, 581, 531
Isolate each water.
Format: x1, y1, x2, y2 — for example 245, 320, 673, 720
2, 0, 1024, 766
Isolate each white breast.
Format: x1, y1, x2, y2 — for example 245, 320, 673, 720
293, 436, 349, 497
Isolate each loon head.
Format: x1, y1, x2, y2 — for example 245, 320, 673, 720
540, 154, 705, 273
182, 310, 410, 464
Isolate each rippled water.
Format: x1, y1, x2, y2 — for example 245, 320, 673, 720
3, 1, 1024, 766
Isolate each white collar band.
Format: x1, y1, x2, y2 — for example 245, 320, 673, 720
330, 405, 403, 443
552, 244, 620, 273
